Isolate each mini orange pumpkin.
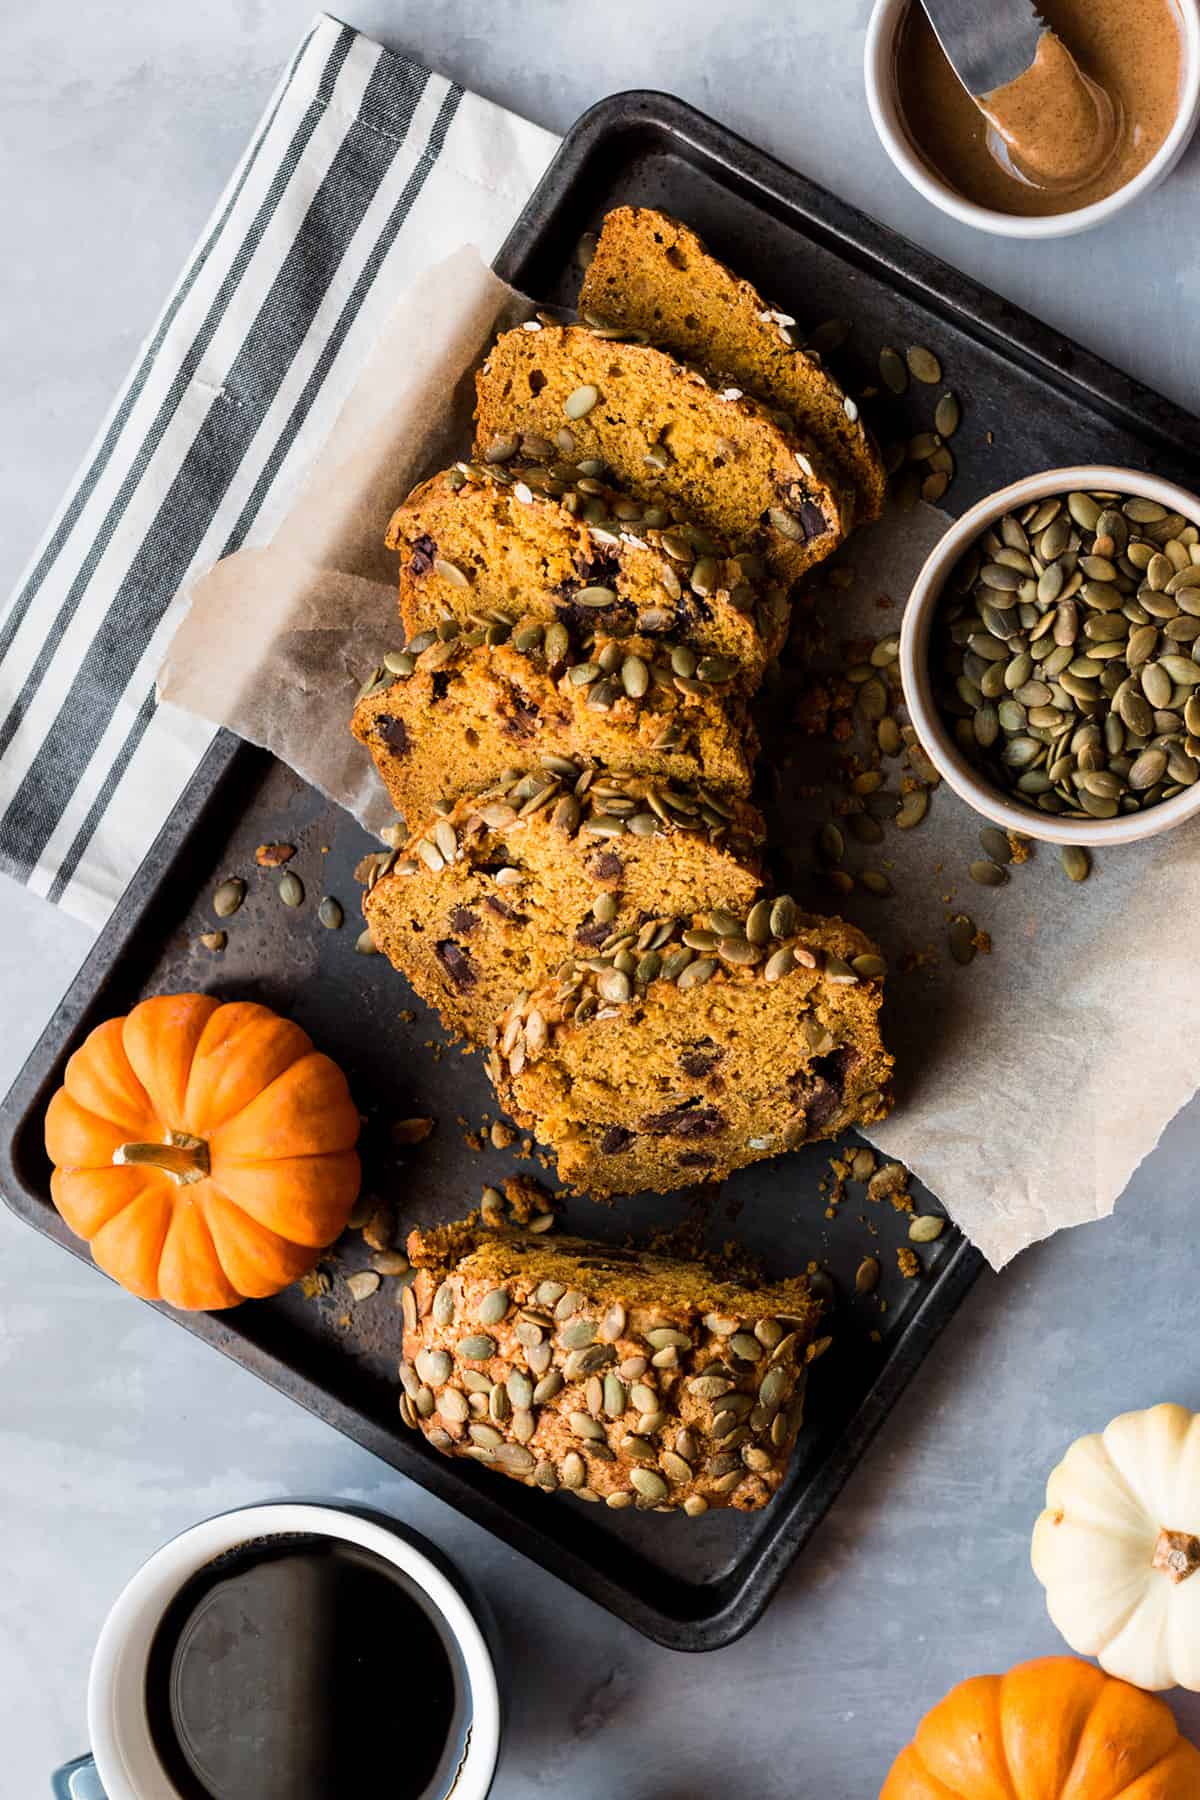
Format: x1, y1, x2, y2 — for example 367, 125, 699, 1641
44, 993, 361, 1310
881, 1656, 1200, 1799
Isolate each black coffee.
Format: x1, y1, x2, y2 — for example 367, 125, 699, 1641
145, 1534, 464, 1800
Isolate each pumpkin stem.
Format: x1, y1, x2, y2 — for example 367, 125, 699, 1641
113, 1131, 211, 1185
1153, 1527, 1200, 1584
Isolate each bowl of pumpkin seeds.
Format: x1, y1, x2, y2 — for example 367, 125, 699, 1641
900, 466, 1200, 844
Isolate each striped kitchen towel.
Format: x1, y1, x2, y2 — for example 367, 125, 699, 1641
0, 13, 558, 931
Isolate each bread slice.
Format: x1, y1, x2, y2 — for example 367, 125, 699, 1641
474, 323, 849, 585
352, 620, 757, 825
387, 460, 788, 685
488, 900, 892, 1198
400, 1208, 824, 1514
580, 207, 887, 526
362, 769, 765, 1044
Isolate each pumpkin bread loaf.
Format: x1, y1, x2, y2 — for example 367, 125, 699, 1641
352, 621, 757, 824
580, 206, 887, 526
488, 901, 892, 1197
474, 323, 849, 584
363, 768, 765, 1043
400, 1210, 825, 1513
389, 461, 789, 684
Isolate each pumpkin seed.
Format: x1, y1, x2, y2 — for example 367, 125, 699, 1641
948, 915, 976, 965
969, 859, 1007, 886
879, 346, 908, 394
895, 790, 928, 829
909, 1215, 945, 1243
564, 384, 600, 419
317, 895, 343, 930
934, 391, 960, 438
979, 826, 1012, 864
631, 1467, 668, 1503
855, 1256, 880, 1295
1060, 845, 1091, 882
906, 344, 942, 384
278, 872, 304, 908
213, 877, 245, 919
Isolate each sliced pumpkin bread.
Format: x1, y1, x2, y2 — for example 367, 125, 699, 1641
363, 769, 765, 1044
474, 323, 849, 585
488, 900, 893, 1198
400, 1208, 823, 1514
352, 620, 757, 825
579, 206, 887, 526
388, 461, 789, 683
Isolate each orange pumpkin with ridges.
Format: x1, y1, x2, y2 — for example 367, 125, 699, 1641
44, 994, 360, 1310
881, 1656, 1200, 1799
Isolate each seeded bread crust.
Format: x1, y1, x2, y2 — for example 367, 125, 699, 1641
388, 462, 789, 684
362, 769, 765, 1044
352, 623, 757, 824
400, 1215, 825, 1514
580, 206, 887, 526
474, 324, 849, 585
487, 901, 893, 1198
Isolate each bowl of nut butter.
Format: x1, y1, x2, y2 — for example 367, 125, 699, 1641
865, 0, 1200, 237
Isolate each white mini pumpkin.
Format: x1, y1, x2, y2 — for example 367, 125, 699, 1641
1032, 1402, 1200, 1692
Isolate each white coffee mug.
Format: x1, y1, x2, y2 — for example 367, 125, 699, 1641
55, 1503, 502, 1800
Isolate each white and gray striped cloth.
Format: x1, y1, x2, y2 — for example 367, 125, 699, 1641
0, 14, 557, 930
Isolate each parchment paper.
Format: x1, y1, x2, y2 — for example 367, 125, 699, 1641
158, 249, 1200, 1270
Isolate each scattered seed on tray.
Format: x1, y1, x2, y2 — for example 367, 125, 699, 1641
909, 1215, 946, 1243
278, 872, 304, 907
392, 1117, 435, 1146
212, 877, 245, 918
198, 931, 226, 953
879, 346, 908, 394
318, 896, 344, 929
855, 1255, 881, 1294
906, 344, 942, 384
345, 1271, 381, 1302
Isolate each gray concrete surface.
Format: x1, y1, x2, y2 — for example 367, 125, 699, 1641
4, 3, 1200, 1793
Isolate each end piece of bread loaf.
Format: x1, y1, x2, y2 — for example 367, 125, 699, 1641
580, 206, 887, 526
400, 1209, 825, 1514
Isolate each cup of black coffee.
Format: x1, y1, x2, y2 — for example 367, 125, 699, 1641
56, 1503, 501, 1800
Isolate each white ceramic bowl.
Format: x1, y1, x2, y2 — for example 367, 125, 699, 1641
85, 1503, 502, 1800
899, 465, 1200, 845
864, 0, 1200, 239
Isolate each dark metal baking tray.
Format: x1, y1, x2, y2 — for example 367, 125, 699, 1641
6, 90, 1200, 1651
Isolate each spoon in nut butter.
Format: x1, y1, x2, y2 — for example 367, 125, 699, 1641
918, 0, 1120, 192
